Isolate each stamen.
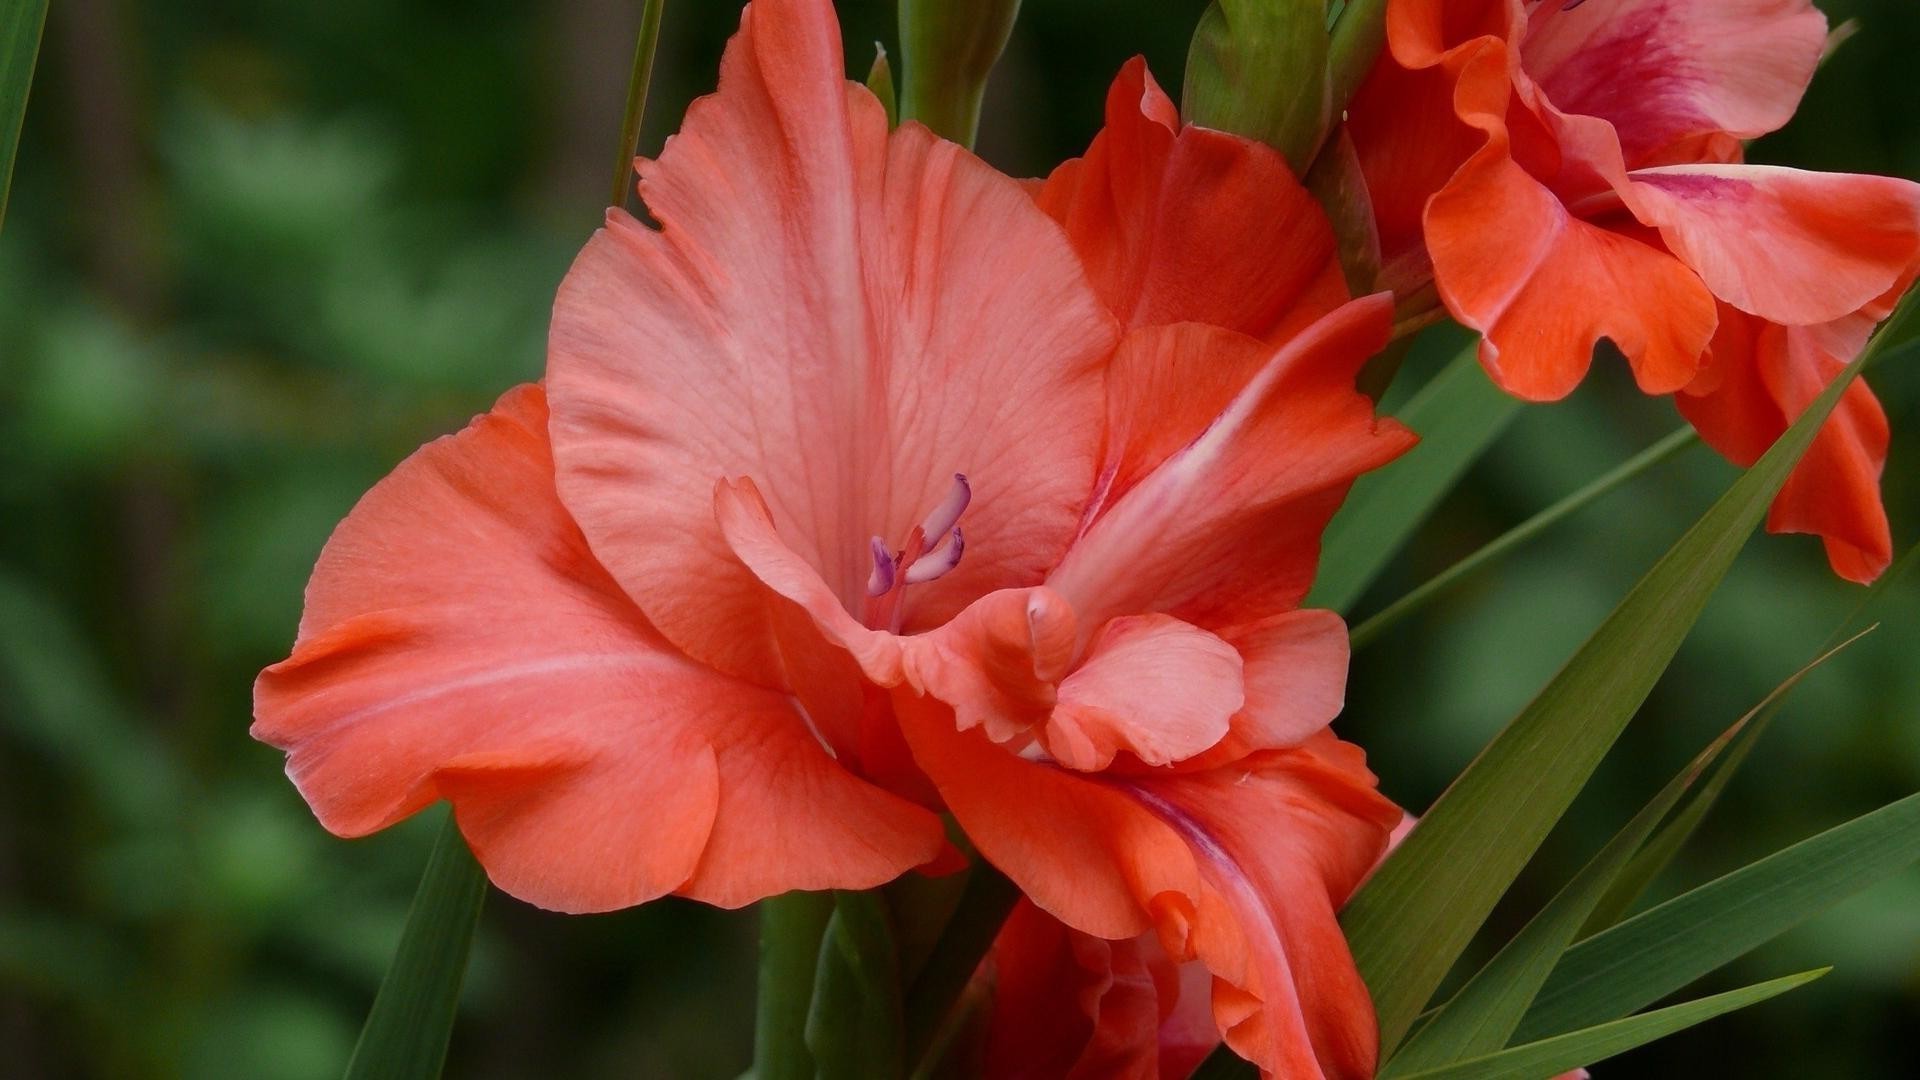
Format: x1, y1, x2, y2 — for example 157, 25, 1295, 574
866, 536, 896, 597
917, 473, 971, 546
904, 527, 964, 585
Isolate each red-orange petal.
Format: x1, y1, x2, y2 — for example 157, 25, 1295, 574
899, 695, 1397, 1078
253, 385, 944, 912
1034, 57, 1346, 341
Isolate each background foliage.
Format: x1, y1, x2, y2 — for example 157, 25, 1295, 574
2, 1, 1916, 1076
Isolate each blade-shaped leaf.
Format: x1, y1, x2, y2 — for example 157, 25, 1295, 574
0, 0, 47, 231
1386, 624, 1872, 1073
607, 0, 666, 210
1338, 297, 1908, 1052
897, 0, 1021, 150
867, 43, 899, 128
1382, 723, 1734, 1073
344, 812, 487, 1080
1309, 341, 1521, 615
1396, 970, 1827, 1080
1582, 573, 1908, 936
806, 891, 905, 1079
1326, 0, 1387, 116
1518, 790, 1920, 1043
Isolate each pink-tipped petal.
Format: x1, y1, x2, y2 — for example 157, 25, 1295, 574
1627, 165, 1920, 326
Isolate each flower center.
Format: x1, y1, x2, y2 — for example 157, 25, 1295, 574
862, 473, 969, 631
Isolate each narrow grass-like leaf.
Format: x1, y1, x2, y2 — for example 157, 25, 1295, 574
607, 0, 666, 210
1583, 599, 1902, 936
1386, 625, 1871, 1073
1339, 298, 1906, 1052
1326, 0, 1387, 116
755, 890, 834, 1080
1518, 790, 1920, 1042
0, 0, 48, 231
344, 812, 487, 1080
1382, 720, 1735, 1073
1396, 970, 1827, 1080
898, 0, 1021, 149
1310, 342, 1522, 615
1350, 426, 1699, 649
806, 891, 905, 1079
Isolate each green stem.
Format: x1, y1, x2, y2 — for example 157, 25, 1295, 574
754, 891, 834, 1080
608, 0, 667, 210
1349, 426, 1700, 650
901, 863, 1020, 1071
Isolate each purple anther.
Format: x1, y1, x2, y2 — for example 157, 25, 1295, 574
866, 536, 896, 597
905, 526, 964, 585
917, 473, 971, 546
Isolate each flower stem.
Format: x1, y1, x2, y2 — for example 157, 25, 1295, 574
608, 0, 667, 210
753, 890, 834, 1080
1349, 425, 1700, 650
901, 862, 1019, 1071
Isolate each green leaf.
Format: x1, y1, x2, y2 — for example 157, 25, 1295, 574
608, 0, 667, 209
806, 891, 905, 1079
867, 43, 899, 128
1518, 790, 1920, 1043
1386, 624, 1871, 1074
1338, 296, 1906, 1052
755, 891, 835, 1080
1582, 598, 1902, 936
1309, 340, 1522, 615
0, 0, 46, 231
1395, 970, 1828, 1080
343, 812, 486, 1080
1382, 718, 1737, 1073
897, 0, 1021, 150
1350, 426, 1699, 650
1182, 0, 1331, 171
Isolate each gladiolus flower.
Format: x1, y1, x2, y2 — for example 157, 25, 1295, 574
1348, 0, 1920, 581
255, 1, 1413, 1072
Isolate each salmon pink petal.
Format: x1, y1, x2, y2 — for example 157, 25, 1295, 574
546, 0, 1114, 683
893, 586, 1080, 747
1035, 57, 1346, 340
1184, 610, 1351, 768
1051, 302, 1416, 631
1045, 615, 1245, 771
1427, 141, 1717, 399
252, 385, 945, 913
1520, 0, 1826, 167
899, 696, 1396, 1079
1626, 165, 1920, 326
1679, 306, 1892, 583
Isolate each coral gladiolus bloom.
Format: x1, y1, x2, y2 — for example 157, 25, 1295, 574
1349, 0, 1920, 581
256, 1, 1411, 1071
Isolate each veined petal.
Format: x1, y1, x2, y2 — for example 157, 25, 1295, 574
1521, 0, 1826, 167
899, 697, 1396, 1079
1051, 301, 1416, 631
1035, 57, 1346, 341
547, 0, 1114, 684
1627, 165, 1920, 326
253, 385, 944, 913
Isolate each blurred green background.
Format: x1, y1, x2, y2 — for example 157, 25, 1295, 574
2, 1, 1917, 1076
